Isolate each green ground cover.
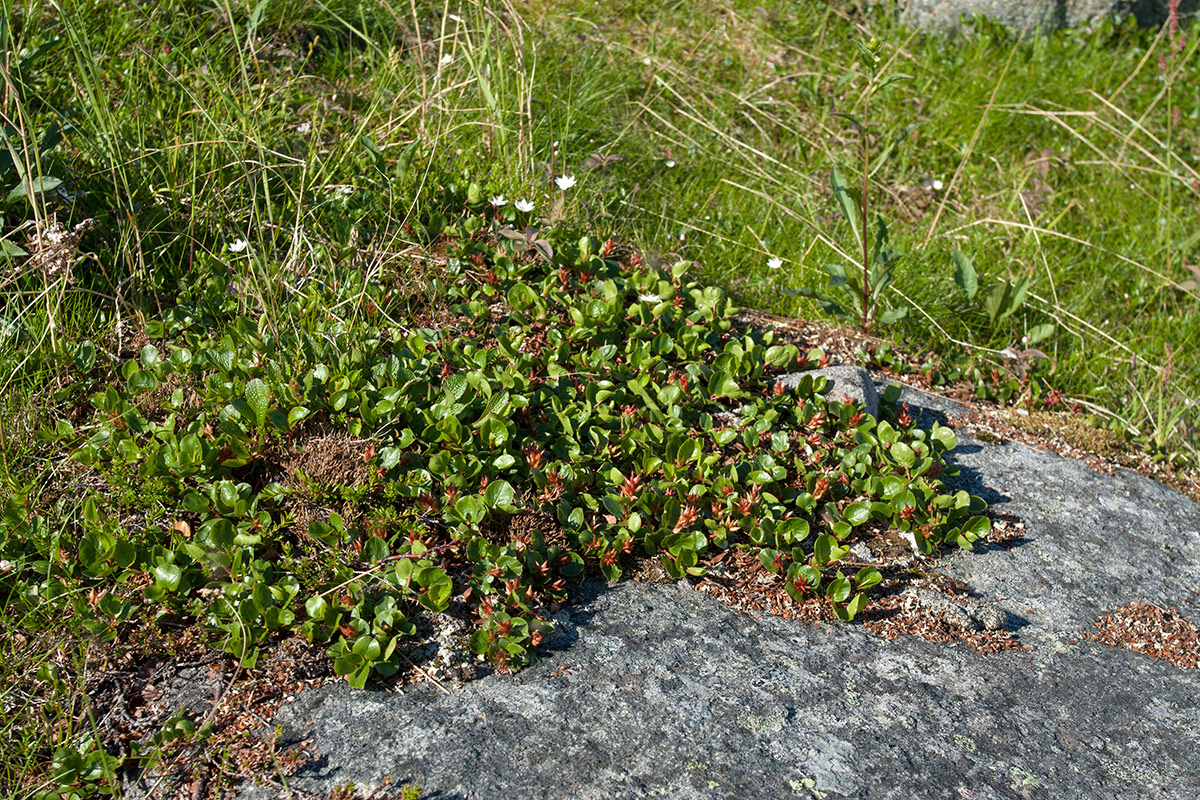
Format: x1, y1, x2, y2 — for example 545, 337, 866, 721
0, 0, 1196, 796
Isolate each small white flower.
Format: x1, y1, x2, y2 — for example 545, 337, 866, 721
931, 179, 944, 191
665, 160, 676, 168
638, 293, 661, 303
229, 239, 248, 253
515, 199, 535, 213
489, 195, 507, 207
555, 174, 576, 191
440, 53, 453, 65
767, 256, 783, 270
642, 57, 652, 66
0, 559, 12, 574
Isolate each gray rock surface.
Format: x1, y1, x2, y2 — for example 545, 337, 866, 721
892, 0, 1197, 33
902, 586, 1009, 631
779, 366, 880, 418
245, 387, 1200, 800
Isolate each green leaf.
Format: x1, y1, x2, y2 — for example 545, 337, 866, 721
961, 515, 991, 539
360, 135, 384, 170
74, 340, 96, 372
178, 433, 202, 466
759, 549, 782, 572
869, 123, 919, 178
246, 0, 268, 37
875, 72, 913, 92
0, 240, 28, 257
238, 648, 260, 670
507, 283, 539, 312
429, 451, 451, 475
952, 250, 978, 301
485, 391, 511, 417
7, 175, 62, 201
169, 348, 193, 368
853, 39, 877, 67
379, 447, 403, 470
1005, 277, 1030, 320
484, 479, 516, 509
406, 331, 428, 358
854, 566, 882, 590
825, 573, 852, 603
776, 517, 810, 545
152, 563, 182, 592
454, 496, 486, 525
1026, 322, 1056, 345
126, 369, 157, 393
305, 596, 330, 620
140, 345, 161, 367
814, 533, 833, 566
353, 635, 382, 661
930, 426, 957, 451
417, 568, 452, 611
394, 140, 420, 183
842, 592, 867, 621
890, 442, 915, 466
113, 540, 136, 569
830, 166, 860, 248
708, 370, 741, 399
444, 373, 467, 402
245, 379, 269, 428
985, 281, 1012, 326
843, 501, 870, 526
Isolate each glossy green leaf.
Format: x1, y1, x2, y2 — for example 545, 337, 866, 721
843, 501, 870, 525
952, 250, 977, 301
830, 166, 860, 247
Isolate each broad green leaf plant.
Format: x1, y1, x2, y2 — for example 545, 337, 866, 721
801, 37, 911, 333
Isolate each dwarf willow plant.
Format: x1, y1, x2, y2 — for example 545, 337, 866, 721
0, 184, 988, 685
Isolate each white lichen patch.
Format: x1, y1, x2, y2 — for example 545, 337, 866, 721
1009, 765, 1043, 789
788, 776, 828, 799
399, 609, 480, 682
901, 587, 1008, 632
736, 708, 786, 733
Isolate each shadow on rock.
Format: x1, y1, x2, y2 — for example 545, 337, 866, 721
944, 448, 1012, 510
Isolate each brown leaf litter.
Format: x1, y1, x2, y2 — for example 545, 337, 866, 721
1084, 602, 1200, 669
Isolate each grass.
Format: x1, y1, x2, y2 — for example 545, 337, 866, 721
0, 0, 1197, 796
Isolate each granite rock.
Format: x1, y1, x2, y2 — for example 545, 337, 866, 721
778, 366, 880, 418
240, 385, 1200, 800
892, 0, 1197, 33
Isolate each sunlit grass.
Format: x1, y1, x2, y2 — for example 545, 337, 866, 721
1, 0, 1198, 795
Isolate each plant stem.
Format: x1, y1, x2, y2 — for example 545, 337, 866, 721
861, 76, 872, 334
1164, 68, 1173, 275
